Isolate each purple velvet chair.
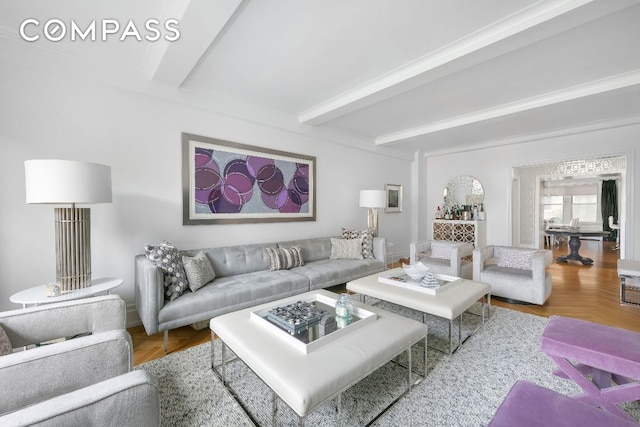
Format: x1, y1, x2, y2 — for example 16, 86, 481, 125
489, 380, 639, 426
540, 315, 640, 421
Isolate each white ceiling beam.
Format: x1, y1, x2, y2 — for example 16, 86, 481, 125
298, 0, 605, 126
375, 70, 640, 145
145, 0, 244, 87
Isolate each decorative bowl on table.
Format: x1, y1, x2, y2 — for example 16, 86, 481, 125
402, 262, 430, 281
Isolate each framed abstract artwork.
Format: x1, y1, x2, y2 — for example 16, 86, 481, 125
385, 184, 402, 213
182, 133, 316, 224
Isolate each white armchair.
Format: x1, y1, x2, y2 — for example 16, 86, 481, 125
473, 245, 553, 305
0, 295, 160, 426
409, 240, 474, 279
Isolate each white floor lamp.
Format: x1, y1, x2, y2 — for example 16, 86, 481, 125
25, 160, 112, 292
359, 189, 386, 237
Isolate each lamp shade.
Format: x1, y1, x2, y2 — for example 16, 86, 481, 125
25, 160, 112, 204
359, 190, 386, 208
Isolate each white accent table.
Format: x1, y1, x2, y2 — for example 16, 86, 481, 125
10, 277, 123, 308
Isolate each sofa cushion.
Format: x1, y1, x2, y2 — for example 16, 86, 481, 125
265, 246, 304, 271
158, 270, 310, 326
330, 238, 364, 260
291, 258, 386, 291
483, 265, 533, 280
416, 257, 450, 268
342, 228, 375, 259
494, 247, 533, 270
186, 243, 274, 278
182, 251, 216, 292
144, 241, 189, 300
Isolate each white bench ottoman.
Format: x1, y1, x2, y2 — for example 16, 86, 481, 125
210, 290, 428, 425
347, 269, 491, 354
618, 259, 640, 305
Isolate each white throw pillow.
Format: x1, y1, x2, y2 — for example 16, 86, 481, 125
494, 247, 533, 270
430, 243, 451, 260
182, 251, 216, 292
330, 238, 364, 260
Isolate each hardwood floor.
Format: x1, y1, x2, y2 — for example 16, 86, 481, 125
129, 240, 639, 366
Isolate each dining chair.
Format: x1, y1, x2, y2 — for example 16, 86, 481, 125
545, 217, 564, 246
609, 215, 621, 250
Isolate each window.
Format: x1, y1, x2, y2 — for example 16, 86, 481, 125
572, 195, 597, 222
542, 196, 563, 220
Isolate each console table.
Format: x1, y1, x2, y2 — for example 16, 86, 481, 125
10, 277, 123, 308
432, 219, 486, 248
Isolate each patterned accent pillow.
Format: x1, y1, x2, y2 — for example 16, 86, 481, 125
0, 325, 12, 356
265, 246, 304, 271
495, 247, 533, 270
342, 228, 375, 259
145, 241, 189, 300
330, 238, 364, 260
430, 243, 451, 260
182, 251, 216, 292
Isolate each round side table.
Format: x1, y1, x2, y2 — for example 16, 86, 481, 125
10, 277, 123, 308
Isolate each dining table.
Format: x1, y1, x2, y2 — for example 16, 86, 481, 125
544, 227, 610, 265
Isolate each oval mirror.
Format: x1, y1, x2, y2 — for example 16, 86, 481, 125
443, 175, 484, 206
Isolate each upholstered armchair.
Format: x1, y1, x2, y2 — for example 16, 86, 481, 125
409, 240, 474, 279
473, 245, 553, 305
0, 295, 160, 426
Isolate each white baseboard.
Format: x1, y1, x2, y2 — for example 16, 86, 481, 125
126, 303, 142, 328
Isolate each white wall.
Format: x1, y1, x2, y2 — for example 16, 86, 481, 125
0, 65, 414, 318
420, 126, 638, 258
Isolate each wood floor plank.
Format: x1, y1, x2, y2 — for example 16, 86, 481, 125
130, 240, 639, 366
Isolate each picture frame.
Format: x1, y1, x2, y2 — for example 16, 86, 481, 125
385, 184, 403, 213
182, 133, 316, 224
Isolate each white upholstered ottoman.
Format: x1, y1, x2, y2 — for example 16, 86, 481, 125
347, 268, 491, 354
618, 259, 640, 305
209, 289, 427, 426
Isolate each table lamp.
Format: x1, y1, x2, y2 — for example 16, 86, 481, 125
359, 189, 386, 237
25, 160, 112, 292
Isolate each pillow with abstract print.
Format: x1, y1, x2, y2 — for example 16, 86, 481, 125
342, 228, 375, 259
145, 241, 189, 300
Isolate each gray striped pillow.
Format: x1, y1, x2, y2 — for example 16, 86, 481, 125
266, 246, 304, 271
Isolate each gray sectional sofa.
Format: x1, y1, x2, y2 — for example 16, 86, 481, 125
134, 236, 387, 349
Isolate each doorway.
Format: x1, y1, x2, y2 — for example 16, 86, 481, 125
512, 155, 627, 258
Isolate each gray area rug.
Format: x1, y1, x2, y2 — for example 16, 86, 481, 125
138, 302, 640, 426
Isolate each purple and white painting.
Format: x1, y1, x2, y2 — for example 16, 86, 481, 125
182, 133, 315, 224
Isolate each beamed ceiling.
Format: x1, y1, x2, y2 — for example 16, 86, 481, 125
2, 0, 639, 159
